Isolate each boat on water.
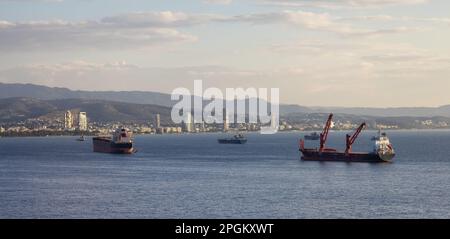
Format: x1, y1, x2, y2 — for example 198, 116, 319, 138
304, 132, 320, 140
76, 135, 85, 141
299, 114, 395, 163
218, 134, 247, 144
93, 128, 136, 154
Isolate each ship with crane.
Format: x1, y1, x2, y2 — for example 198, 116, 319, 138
299, 114, 395, 163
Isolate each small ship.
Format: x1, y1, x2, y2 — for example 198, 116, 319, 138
304, 132, 320, 140
299, 114, 395, 163
218, 134, 247, 144
93, 128, 136, 154
76, 135, 85, 141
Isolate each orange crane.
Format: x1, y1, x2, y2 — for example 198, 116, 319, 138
345, 123, 366, 154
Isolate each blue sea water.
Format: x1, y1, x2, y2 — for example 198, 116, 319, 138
1, 131, 450, 219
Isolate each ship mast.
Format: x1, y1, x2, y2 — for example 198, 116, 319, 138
345, 123, 366, 154
319, 114, 334, 152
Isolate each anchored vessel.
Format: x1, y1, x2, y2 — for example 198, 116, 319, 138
218, 134, 247, 144
299, 114, 395, 163
77, 135, 85, 141
304, 132, 320, 140
93, 128, 136, 154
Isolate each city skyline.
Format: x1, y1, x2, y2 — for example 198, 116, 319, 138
1, 0, 450, 107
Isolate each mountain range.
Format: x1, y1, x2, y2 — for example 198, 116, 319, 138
2, 97, 449, 130
0, 97, 171, 124
1, 82, 450, 118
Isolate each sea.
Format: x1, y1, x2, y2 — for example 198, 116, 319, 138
1, 130, 450, 219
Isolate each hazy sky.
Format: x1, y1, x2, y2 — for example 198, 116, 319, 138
1, 0, 450, 107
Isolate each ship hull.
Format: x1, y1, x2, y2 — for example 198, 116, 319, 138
218, 139, 247, 144
93, 137, 135, 154
300, 149, 394, 163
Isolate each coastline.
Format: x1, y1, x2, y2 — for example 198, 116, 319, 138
3, 128, 450, 138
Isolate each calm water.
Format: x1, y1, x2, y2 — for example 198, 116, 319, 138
1, 131, 450, 219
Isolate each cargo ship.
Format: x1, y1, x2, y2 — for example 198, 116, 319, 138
299, 114, 395, 163
93, 128, 136, 154
218, 134, 247, 144
304, 132, 320, 140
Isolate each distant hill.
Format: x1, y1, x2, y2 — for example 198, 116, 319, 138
1, 82, 450, 117
0, 97, 172, 124
1, 97, 450, 130
283, 112, 450, 130
0, 82, 173, 107
307, 106, 450, 118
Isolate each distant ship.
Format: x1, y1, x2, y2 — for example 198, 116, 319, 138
93, 128, 136, 154
218, 134, 247, 144
299, 114, 395, 163
304, 132, 320, 140
76, 135, 85, 141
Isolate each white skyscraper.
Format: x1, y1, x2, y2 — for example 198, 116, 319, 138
184, 112, 193, 133
64, 111, 73, 130
223, 114, 229, 132
78, 112, 88, 131
271, 112, 278, 130
155, 114, 161, 128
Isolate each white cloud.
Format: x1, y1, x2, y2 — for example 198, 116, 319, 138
2, 56, 450, 107
0, 0, 63, 2
338, 15, 450, 25
0, 9, 429, 53
101, 11, 223, 27
256, 0, 429, 8
203, 0, 232, 4
0, 13, 199, 51
225, 10, 420, 37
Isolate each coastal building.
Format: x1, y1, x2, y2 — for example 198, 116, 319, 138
155, 113, 163, 134
155, 114, 161, 128
78, 112, 88, 131
64, 111, 73, 130
163, 127, 183, 134
183, 112, 193, 133
0, 126, 5, 133
200, 121, 206, 132
271, 113, 278, 130
224, 114, 229, 132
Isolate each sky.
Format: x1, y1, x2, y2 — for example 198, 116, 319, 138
0, 0, 450, 107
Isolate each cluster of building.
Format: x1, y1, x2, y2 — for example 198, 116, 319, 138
64, 111, 88, 131
153, 112, 285, 134
6, 109, 450, 137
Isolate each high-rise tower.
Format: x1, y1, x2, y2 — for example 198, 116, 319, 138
78, 112, 88, 131
64, 111, 73, 130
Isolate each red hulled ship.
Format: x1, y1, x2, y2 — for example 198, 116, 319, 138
93, 128, 136, 154
299, 114, 395, 163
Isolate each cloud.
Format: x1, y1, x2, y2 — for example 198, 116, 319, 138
0, 13, 199, 51
203, 0, 232, 4
0, 9, 426, 52
256, 0, 429, 8
224, 10, 420, 37
0, 61, 314, 92
2, 57, 450, 107
338, 15, 450, 25
0, 0, 63, 2
267, 38, 450, 80
101, 11, 223, 27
